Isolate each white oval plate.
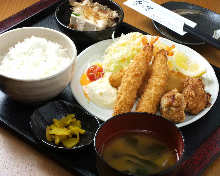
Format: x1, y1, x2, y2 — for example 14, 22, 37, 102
71, 36, 219, 128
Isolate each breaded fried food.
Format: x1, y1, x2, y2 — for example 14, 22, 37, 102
160, 89, 186, 123
109, 65, 153, 94
182, 77, 211, 115
136, 49, 168, 114
113, 44, 153, 116
137, 65, 153, 97
167, 70, 189, 92
109, 69, 124, 88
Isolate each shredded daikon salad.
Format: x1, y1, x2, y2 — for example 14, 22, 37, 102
103, 32, 145, 73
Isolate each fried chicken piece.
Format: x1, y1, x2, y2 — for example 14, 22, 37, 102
109, 69, 124, 88
136, 49, 168, 114
113, 44, 153, 116
160, 89, 186, 123
182, 77, 211, 115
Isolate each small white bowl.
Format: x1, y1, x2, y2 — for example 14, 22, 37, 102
0, 27, 77, 103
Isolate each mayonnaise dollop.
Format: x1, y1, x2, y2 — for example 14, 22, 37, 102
83, 72, 117, 109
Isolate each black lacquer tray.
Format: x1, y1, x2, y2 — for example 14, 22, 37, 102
0, 1, 220, 176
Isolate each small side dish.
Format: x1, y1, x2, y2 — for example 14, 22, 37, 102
55, 0, 124, 43
69, 0, 119, 31
46, 114, 86, 148
30, 100, 100, 151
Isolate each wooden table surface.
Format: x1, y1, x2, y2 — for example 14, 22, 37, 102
0, 0, 220, 175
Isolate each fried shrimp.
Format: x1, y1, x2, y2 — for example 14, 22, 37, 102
109, 66, 153, 96
137, 64, 152, 97
136, 49, 168, 114
113, 44, 153, 116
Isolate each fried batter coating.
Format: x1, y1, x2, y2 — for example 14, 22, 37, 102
167, 70, 189, 92
137, 65, 152, 97
109, 69, 124, 88
160, 89, 186, 123
136, 49, 168, 114
182, 77, 211, 115
113, 45, 153, 116
109, 65, 153, 96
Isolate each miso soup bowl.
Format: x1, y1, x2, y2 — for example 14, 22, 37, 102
94, 112, 185, 176
0, 27, 77, 103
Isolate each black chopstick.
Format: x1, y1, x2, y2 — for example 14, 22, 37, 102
183, 24, 220, 49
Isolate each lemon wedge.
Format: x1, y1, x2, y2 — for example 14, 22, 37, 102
171, 51, 206, 77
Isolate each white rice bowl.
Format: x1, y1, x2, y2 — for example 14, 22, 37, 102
0, 36, 72, 80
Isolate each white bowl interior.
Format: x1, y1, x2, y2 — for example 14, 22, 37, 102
0, 27, 77, 80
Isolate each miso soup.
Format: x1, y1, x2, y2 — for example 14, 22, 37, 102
102, 131, 178, 175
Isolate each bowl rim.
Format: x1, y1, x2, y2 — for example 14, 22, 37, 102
0, 27, 77, 82
55, 0, 124, 33
29, 100, 101, 151
94, 112, 186, 176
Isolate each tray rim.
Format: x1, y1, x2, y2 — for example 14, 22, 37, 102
0, 1, 220, 176
0, 0, 62, 34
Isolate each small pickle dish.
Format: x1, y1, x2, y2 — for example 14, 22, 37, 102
30, 100, 100, 151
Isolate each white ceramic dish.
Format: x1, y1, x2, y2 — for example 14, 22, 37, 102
71, 36, 219, 127
0, 27, 77, 103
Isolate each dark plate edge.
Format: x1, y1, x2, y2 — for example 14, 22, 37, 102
0, 0, 62, 34
152, 1, 208, 46
162, 1, 218, 14
152, 20, 206, 46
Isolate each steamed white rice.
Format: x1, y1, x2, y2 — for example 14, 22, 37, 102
0, 36, 72, 80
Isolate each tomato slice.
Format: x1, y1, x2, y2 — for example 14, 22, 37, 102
86, 65, 104, 81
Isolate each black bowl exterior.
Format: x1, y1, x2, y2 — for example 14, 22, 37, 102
55, 0, 124, 46
94, 112, 185, 176
30, 100, 100, 151
153, 1, 220, 46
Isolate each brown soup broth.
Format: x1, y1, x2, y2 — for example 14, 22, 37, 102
101, 131, 178, 175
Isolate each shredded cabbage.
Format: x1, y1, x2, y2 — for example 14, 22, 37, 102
103, 32, 145, 73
